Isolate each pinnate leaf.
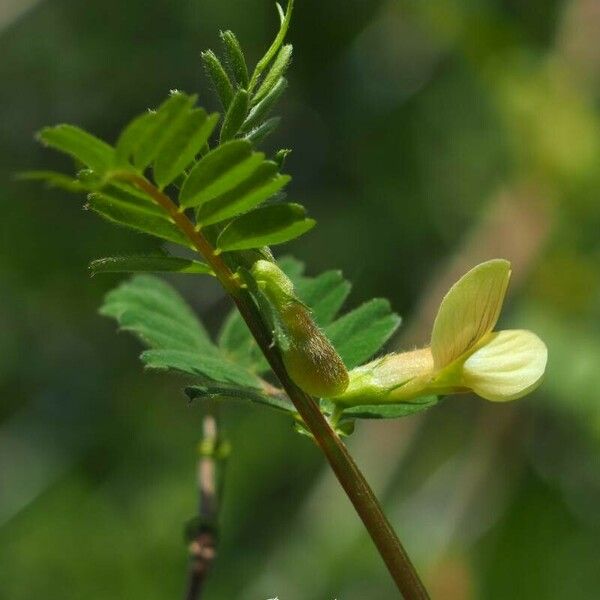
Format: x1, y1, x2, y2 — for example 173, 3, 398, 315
216, 203, 315, 251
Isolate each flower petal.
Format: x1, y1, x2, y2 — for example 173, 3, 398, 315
462, 330, 547, 402
431, 259, 511, 369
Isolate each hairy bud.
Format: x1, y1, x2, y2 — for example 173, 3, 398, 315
252, 260, 349, 398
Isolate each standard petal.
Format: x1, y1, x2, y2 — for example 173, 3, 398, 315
431, 259, 511, 369
462, 330, 547, 401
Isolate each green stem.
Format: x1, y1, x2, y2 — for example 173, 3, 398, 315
128, 174, 430, 599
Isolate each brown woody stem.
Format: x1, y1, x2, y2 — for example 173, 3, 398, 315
184, 413, 221, 600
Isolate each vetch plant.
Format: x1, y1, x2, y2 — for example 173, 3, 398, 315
28, 2, 547, 598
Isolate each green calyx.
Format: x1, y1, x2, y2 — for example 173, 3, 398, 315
252, 260, 349, 398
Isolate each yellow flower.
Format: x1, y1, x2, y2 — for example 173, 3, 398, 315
333, 259, 547, 405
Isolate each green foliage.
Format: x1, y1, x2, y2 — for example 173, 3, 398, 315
100, 275, 259, 388
153, 109, 218, 188
179, 140, 263, 207
218, 308, 270, 372
89, 254, 213, 276
339, 397, 439, 421
241, 78, 287, 133
196, 161, 290, 227
249, 0, 294, 92
216, 203, 315, 251
96, 259, 420, 425
186, 382, 294, 413
274, 148, 292, 169
200, 50, 234, 109
244, 116, 281, 145
38, 125, 115, 174
141, 349, 259, 387
17, 170, 88, 193
220, 89, 249, 143
253, 45, 293, 105
296, 270, 351, 326
100, 275, 213, 350
123, 92, 196, 172
326, 300, 401, 369
115, 111, 155, 167
220, 30, 249, 88
86, 191, 192, 247
218, 256, 400, 383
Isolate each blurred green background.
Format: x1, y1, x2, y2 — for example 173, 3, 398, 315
1, 0, 600, 598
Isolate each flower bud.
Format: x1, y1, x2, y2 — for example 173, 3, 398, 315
252, 260, 349, 398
